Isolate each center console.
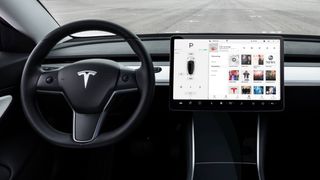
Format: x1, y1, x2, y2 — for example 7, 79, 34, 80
169, 35, 284, 180
185, 113, 267, 180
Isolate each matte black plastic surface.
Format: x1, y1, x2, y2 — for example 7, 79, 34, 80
191, 112, 260, 180
193, 112, 257, 163
0, 165, 10, 180
194, 164, 259, 180
74, 113, 100, 142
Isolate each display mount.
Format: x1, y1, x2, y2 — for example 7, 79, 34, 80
170, 35, 284, 111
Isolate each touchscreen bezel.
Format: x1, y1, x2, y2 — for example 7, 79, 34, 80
169, 35, 284, 111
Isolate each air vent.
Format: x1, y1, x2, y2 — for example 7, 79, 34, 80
285, 55, 320, 62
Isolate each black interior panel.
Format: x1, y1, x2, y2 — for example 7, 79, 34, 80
0, 19, 35, 53
0, 164, 10, 180
194, 164, 259, 180
0, 53, 27, 89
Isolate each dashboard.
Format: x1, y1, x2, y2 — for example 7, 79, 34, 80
39, 34, 320, 112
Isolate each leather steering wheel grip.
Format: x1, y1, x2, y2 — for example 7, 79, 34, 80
20, 20, 155, 148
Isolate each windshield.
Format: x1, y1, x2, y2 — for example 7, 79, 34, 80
40, 0, 320, 36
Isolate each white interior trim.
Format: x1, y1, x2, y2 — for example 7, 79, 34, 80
42, 64, 320, 86
0, 95, 12, 119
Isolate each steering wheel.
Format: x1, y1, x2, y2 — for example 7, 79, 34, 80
20, 20, 155, 148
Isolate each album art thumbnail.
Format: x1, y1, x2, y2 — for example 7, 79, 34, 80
253, 70, 264, 81
229, 55, 240, 67
229, 70, 239, 81
242, 70, 251, 81
268, 55, 274, 60
253, 54, 264, 65
209, 43, 218, 52
241, 54, 252, 65
229, 86, 240, 94
254, 86, 264, 95
241, 86, 251, 94
266, 86, 276, 95
266, 70, 276, 81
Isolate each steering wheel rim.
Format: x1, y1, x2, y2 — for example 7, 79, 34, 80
20, 20, 155, 148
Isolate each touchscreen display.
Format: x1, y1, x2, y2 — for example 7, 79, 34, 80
170, 36, 284, 111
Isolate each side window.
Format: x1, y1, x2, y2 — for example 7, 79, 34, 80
0, 17, 35, 53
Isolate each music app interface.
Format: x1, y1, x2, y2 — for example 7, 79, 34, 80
173, 39, 281, 101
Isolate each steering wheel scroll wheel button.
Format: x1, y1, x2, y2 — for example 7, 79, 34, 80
122, 74, 129, 82
46, 76, 53, 84
37, 71, 60, 92
116, 67, 137, 90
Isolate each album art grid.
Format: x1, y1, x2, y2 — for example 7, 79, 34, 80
227, 53, 277, 96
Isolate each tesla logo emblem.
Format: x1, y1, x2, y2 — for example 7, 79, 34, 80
77, 70, 97, 88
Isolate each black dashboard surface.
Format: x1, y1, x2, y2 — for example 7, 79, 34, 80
47, 35, 320, 62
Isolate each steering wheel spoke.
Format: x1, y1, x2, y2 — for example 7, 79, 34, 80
73, 112, 105, 143
36, 70, 61, 93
